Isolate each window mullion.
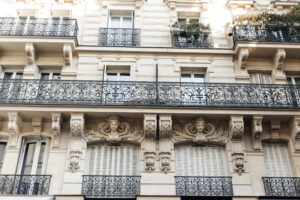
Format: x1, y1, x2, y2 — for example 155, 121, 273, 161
41, 139, 50, 175
31, 141, 41, 175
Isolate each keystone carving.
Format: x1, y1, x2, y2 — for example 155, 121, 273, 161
271, 120, 280, 140
144, 115, 156, 139
252, 116, 263, 150
238, 48, 249, 69
32, 117, 42, 133
70, 113, 85, 137
63, 44, 72, 66
8, 112, 22, 135
144, 151, 156, 171
232, 152, 245, 175
172, 117, 230, 145
69, 150, 82, 173
291, 116, 300, 151
25, 43, 35, 65
52, 113, 62, 136
230, 115, 244, 139
84, 116, 143, 143
159, 152, 171, 172
274, 49, 286, 70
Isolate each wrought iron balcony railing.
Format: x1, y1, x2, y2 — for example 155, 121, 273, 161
0, 17, 78, 37
233, 25, 300, 44
0, 175, 51, 195
175, 176, 233, 197
82, 175, 140, 198
0, 79, 300, 108
171, 31, 213, 48
98, 28, 141, 46
262, 177, 300, 197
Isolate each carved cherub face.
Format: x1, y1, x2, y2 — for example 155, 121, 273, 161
109, 119, 119, 132
195, 118, 205, 133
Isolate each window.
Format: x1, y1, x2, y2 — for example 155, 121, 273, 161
105, 66, 130, 81
287, 76, 300, 85
181, 73, 205, 82
2, 71, 23, 79
249, 73, 272, 84
109, 10, 133, 29
177, 12, 200, 25
40, 72, 61, 80
0, 142, 7, 172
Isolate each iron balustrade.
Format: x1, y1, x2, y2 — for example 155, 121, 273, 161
0, 17, 78, 37
98, 28, 141, 46
0, 79, 300, 108
82, 175, 140, 198
171, 30, 213, 48
175, 176, 233, 197
262, 177, 300, 197
233, 25, 300, 44
0, 175, 51, 195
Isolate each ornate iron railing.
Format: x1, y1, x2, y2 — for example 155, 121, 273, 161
82, 175, 140, 198
171, 31, 213, 48
175, 176, 233, 196
0, 17, 78, 37
0, 79, 300, 108
0, 175, 51, 195
98, 28, 141, 46
262, 177, 300, 197
233, 25, 300, 44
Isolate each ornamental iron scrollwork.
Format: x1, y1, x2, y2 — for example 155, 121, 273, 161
171, 31, 213, 48
175, 176, 233, 196
98, 28, 141, 47
84, 116, 143, 144
82, 175, 141, 198
0, 175, 51, 195
172, 117, 230, 145
262, 177, 300, 197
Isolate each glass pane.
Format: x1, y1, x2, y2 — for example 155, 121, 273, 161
294, 77, 300, 85
123, 17, 132, 28
110, 17, 120, 28
181, 74, 191, 82
107, 73, 117, 81
0, 143, 6, 171
23, 143, 36, 174
189, 18, 199, 24
178, 18, 187, 24
120, 73, 130, 81
194, 74, 205, 82
287, 77, 293, 85
41, 73, 50, 80
16, 72, 23, 79
4, 72, 13, 80
53, 73, 61, 80
261, 74, 271, 84
36, 143, 46, 175
250, 73, 260, 83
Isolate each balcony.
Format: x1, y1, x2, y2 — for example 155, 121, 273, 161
171, 31, 213, 48
175, 176, 233, 197
233, 25, 300, 44
98, 28, 141, 46
262, 177, 300, 197
0, 175, 51, 195
0, 79, 300, 108
0, 17, 78, 37
82, 175, 140, 198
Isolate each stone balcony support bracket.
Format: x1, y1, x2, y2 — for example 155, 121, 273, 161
63, 44, 72, 66
7, 112, 23, 147
229, 115, 244, 140
159, 114, 172, 173
238, 48, 249, 70
70, 113, 85, 138
32, 116, 42, 133
52, 113, 62, 147
274, 48, 286, 70
25, 43, 35, 66
271, 120, 281, 140
252, 115, 263, 150
291, 116, 300, 151
144, 114, 157, 171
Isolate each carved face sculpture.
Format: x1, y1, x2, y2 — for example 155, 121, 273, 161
109, 119, 119, 132
195, 118, 205, 133
145, 156, 155, 169
107, 117, 122, 143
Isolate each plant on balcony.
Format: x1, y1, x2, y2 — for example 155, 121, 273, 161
171, 20, 211, 43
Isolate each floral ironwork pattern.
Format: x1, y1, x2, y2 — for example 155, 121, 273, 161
175, 176, 233, 196
0, 175, 51, 195
82, 175, 141, 198
0, 79, 299, 108
171, 31, 213, 48
98, 28, 141, 46
233, 25, 300, 44
262, 177, 300, 197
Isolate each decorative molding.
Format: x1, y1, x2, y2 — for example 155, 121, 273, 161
159, 115, 172, 139
135, 0, 146, 8
227, 0, 253, 9
7, 112, 22, 135
252, 116, 263, 150
232, 152, 245, 174
172, 117, 230, 145
52, 113, 62, 136
144, 115, 156, 139
144, 151, 156, 171
70, 113, 85, 137
69, 150, 82, 173
291, 116, 300, 151
63, 44, 72, 66
238, 48, 249, 69
271, 120, 280, 140
25, 43, 35, 66
164, 0, 211, 10
274, 49, 286, 70
159, 152, 171, 172
32, 117, 42, 133
84, 116, 143, 143
229, 115, 244, 140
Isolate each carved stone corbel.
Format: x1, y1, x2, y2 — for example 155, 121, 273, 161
63, 44, 72, 66
159, 152, 171, 173
69, 150, 82, 173
274, 49, 286, 70
159, 115, 172, 139
291, 116, 300, 151
232, 152, 245, 175
52, 113, 62, 147
229, 115, 244, 139
159, 114, 172, 173
32, 117, 42, 133
238, 48, 249, 69
144, 114, 157, 171
271, 120, 280, 140
70, 113, 84, 137
8, 112, 22, 135
252, 116, 263, 150
25, 43, 35, 65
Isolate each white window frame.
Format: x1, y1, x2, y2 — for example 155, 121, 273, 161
104, 65, 131, 81
17, 138, 50, 175
108, 10, 134, 29
180, 71, 206, 82
38, 68, 62, 80
287, 76, 300, 85
0, 141, 7, 173
1, 67, 24, 79
249, 72, 272, 84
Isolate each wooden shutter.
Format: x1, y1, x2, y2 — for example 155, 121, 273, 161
175, 145, 228, 176
262, 143, 293, 177
86, 144, 140, 175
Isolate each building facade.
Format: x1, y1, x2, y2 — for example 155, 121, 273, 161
0, 0, 299, 200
